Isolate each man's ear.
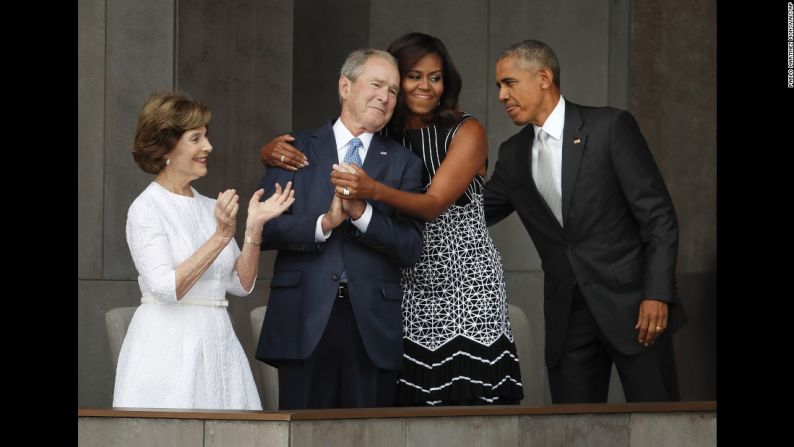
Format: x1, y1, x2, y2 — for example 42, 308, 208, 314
538, 67, 554, 90
339, 76, 351, 100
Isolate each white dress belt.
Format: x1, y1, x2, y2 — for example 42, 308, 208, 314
141, 294, 229, 308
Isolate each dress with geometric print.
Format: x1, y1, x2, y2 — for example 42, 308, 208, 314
388, 114, 524, 405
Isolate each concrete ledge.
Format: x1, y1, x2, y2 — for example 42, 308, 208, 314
79, 402, 715, 446
79, 401, 715, 420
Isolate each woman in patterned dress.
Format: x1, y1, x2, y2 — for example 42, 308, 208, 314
261, 34, 524, 406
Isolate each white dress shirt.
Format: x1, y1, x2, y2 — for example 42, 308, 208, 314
314, 119, 374, 241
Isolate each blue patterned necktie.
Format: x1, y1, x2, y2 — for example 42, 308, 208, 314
343, 137, 363, 167
339, 137, 363, 284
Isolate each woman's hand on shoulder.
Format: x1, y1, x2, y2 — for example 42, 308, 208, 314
260, 134, 308, 171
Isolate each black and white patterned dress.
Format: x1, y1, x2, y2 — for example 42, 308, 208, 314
388, 114, 524, 405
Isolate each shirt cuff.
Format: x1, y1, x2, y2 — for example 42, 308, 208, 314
315, 214, 332, 242
350, 203, 373, 233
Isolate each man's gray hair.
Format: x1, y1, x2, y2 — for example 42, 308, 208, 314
340, 48, 398, 81
498, 39, 561, 89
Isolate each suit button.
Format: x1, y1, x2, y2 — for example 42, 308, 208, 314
332, 273, 340, 281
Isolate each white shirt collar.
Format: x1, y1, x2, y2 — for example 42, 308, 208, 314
533, 95, 565, 142
333, 118, 374, 152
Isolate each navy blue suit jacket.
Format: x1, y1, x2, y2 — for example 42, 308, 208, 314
255, 120, 424, 371
484, 101, 686, 367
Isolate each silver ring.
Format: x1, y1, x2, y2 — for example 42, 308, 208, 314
342, 187, 350, 196
280, 155, 285, 163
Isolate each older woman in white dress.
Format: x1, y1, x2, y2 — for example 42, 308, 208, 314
113, 92, 294, 410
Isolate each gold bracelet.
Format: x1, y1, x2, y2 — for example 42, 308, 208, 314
244, 233, 261, 247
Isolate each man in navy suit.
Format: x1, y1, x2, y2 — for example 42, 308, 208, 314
484, 40, 685, 403
254, 49, 424, 409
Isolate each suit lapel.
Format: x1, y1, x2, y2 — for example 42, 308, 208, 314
362, 133, 394, 181
561, 101, 587, 226
308, 121, 339, 199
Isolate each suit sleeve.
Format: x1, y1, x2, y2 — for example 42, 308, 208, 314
351, 153, 425, 266
610, 110, 679, 301
258, 143, 326, 254
483, 144, 516, 227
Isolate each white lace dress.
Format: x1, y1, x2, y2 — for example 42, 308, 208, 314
112, 182, 262, 410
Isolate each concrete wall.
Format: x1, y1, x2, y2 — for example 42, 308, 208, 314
630, 0, 717, 400
78, 0, 716, 407
78, 411, 716, 447
292, 0, 370, 130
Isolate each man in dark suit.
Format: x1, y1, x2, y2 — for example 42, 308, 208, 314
484, 40, 685, 403
254, 49, 424, 410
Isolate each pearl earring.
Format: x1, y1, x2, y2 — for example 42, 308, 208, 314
165, 159, 170, 166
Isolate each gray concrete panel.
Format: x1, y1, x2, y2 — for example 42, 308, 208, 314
629, 1, 715, 401
630, 0, 716, 274
177, 0, 294, 260
104, 0, 176, 280
629, 413, 716, 447
369, 0, 489, 128
78, 0, 105, 279
487, 0, 611, 179
291, 418, 405, 447
205, 420, 290, 447
490, 214, 541, 272
292, 0, 370, 131
406, 415, 518, 447
520, 414, 630, 447
503, 271, 548, 405
608, 0, 631, 109
607, 365, 626, 404
78, 417, 203, 447
78, 280, 145, 408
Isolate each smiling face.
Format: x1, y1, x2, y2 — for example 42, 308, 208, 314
338, 56, 400, 134
495, 55, 556, 126
401, 52, 444, 128
164, 126, 213, 183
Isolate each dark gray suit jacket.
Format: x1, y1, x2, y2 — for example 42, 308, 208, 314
484, 100, 686, 367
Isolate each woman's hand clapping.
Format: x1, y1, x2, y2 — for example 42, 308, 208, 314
214, 189, 239, 241
246, 181, 295, 229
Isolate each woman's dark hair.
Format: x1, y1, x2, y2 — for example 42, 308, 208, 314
387, 32, 463, 129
